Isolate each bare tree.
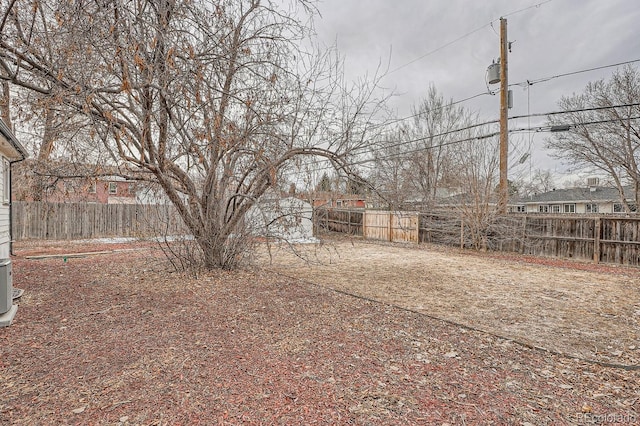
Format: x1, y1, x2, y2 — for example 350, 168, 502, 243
546, 65, 640, 212
517, 168, 556, 197
368, 126, 413, 209
449, 129, 500, 250
405, 85, 468, 207
371, 114, 502, 249
315, 172, 333, 192
0, 0, 386, 269
369, 86, 472, 210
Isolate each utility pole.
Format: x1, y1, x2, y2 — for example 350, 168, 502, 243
498, 17, 509, 214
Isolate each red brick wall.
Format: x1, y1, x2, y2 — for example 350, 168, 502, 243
28, 179, 135, 203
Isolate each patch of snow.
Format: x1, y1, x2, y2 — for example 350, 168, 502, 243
78, 235, 194, 244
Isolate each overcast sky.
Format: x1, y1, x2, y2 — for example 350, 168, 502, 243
312, 0, 640, 183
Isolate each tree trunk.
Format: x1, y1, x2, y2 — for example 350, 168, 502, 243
30, 109, 58, 202
0, 81, 11, 129
198, 235, 231, 270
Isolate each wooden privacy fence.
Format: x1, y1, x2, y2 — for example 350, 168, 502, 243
12, 201, 185, 240
313, 208, 363, 236
315, 208, 640, 267
315, 208, 419, 243
364, 210, 419, 243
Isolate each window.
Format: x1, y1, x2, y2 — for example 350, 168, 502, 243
2, 158, 9, 204
551, 205, 561, 213
614, 203, 637, 213
108, 182, 117, 194
538, 205, 549, 213
64, 181, 75, 193
88, 182, 96, 193
586, 203, 599, 213
563, 204, 576, 213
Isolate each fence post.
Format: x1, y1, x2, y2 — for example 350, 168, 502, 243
348, 210, 351, 235
312, 208, 317, 236
388, 211, 393, 242
593, 217, 601, 264
460, 219, 464, 249
521, 216, 527, 254
362, 210, 367, 239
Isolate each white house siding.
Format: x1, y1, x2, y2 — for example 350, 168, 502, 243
0, 120, 26, 272
0, 156, 9, 258
527, 201, 616, 214
523, 186, 635, 215
0, 209, 8, 258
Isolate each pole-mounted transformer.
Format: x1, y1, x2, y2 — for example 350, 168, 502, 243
487, 61, 501, 85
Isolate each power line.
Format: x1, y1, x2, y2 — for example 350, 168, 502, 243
349, 132, 499, 167
352, 118, 499, 156
360, 102, 639, 158
514, 115, 640, 133
500, 0, 554, 19
289, 100, 640, 177
509, 102, 640, 120
364, 82, 638, 141
367, 57, 640, 135
364, 59, 640, 135
369, 91, 494, 131
294, 111, 640, 176
342, 0, 639, 155
294, 127, 501, 175
386, 0, 554, 76
510, 58, 640, 88
386, 24, 491, 75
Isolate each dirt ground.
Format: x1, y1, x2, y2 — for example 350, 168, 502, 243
258, 236, 640, 367
1, 238, 639, 424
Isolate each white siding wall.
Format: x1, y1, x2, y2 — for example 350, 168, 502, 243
526, 201, 615, 214
0, 155, 9, 258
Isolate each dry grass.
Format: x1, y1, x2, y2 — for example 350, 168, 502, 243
259, 236, 640, 367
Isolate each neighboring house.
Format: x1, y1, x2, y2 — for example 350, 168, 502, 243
50, 176, 138, 204
93, 176, 138, 204
0, 119, 28, 258
311, 191, 366, 209
14, 161, 139, 204
432, 191, 499, 211
135, 182, 171, 205
512, 185, 636, 214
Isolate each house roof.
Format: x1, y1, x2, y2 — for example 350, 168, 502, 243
0, 119, 28, 161
522, 186, 632, 204
311, 191, 365, 201
17, 158, 152, 181
100, 175, 135, 182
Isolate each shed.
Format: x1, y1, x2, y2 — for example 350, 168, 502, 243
249, 196, 315, 242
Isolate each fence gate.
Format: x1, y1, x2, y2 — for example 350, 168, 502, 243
364, 211, 419, 243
